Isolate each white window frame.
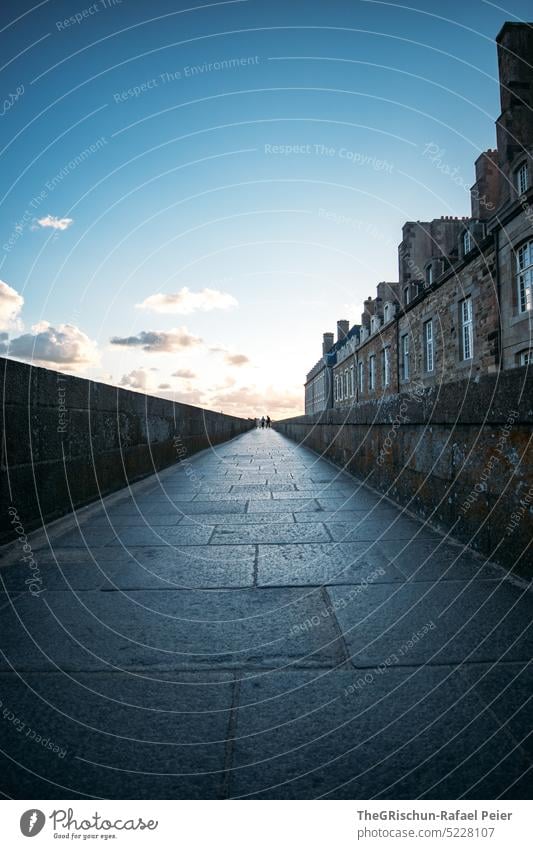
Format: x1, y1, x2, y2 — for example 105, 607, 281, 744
368, 355, 376, 391
344, 369, 349, 398
403, 286, 410, 305
460, 297, 473, 361
424, 319, 434, 372
401, 333, 410, 380
425, 264, 433, 286
358, 360, 364, 394
382, 346, 390, 386
517, 161, 529, 196
519, 349, 533, 365
463, 230, 473, 255
517, 240, 533, 313
350, 364, 355, 396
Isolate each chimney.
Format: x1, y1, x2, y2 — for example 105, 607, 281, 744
322, 332, 334, 356
471, 149, 500, 219
495, 23, 533, 203
337, 320, 349, 342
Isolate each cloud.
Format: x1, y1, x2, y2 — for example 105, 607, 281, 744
0, 321, 99, 370
0, 280, 24, 331
110, 327, 202, 353
119, 369, 150, 391
172, 368, 196, 379
209, 346, 250, 367
136, 287, 238, 315
158, 382, 171, 389
225, 353, 249, 366
35, 215, 73, 231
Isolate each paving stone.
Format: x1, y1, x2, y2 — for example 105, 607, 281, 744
294, 509, 401, 523
0, 670, 232, 799
257, 543, 401, 586
105, 525, 213, 547
248, 499, 321, 513
210, 523, 331, 545
325, 519, 440, 542
328, 580, 533, 666
0, 588, 346, 673
229, 666, 532, 799
379, 538, 501, 582
180, 513, 294, 526
168, 501, 247, 516
98, 545, 255, 589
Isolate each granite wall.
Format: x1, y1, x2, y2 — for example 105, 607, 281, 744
0, 357, 254, 543
275, 368, 533, 576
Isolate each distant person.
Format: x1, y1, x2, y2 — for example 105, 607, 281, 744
266, 415, 271, 428
261, 416, 265, 428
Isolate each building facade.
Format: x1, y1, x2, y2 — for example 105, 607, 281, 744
305, 22, 533, 413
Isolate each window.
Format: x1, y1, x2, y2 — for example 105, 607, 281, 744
368, 355, 376, 391
425, 264, 433, 286
460, 297, 473, 361
516, 161, 529, 196
370, 315, 381, 334
424, 319, 434, 372
401, 333, 410, 380
381, 347, 390, 386
344, 369, 350, 398
384, 303, 390, 322
358, 361, 364, 394
463, 230, 473, 255
519, 349, 533, 365
517, 240, 533, 313
334, 375, 338, 402
350, 364, 355, 396
403, 286, 410, 305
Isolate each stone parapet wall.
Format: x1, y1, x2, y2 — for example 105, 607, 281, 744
0, 358, 254, 543
275, 368, 533, 576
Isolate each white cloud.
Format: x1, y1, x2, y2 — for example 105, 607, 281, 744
120, 369, 150, 390
35, 215, 73, 231
110, 327, 202, 353
225, 353, 249, 367
0, 280, 24, 331
136, 287, 238, 315
0, 321, 99, 370
172, 368, 196, 379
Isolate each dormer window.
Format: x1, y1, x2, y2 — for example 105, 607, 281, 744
463, 230, 473, 255
516, 161, 529, 196
425, 264, 433, 286
383, 302, 395, 323
403, 286, 410, 305
370, 315, 380, 334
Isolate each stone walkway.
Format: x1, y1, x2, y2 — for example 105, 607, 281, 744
1, 428, 532, 799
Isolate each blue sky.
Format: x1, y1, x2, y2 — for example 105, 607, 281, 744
1, 0, 531, 416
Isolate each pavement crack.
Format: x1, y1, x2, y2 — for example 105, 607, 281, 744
221, 674, 241, 799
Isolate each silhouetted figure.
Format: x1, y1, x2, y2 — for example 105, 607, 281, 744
266, 416, 271, 428
261, 416, 265, 428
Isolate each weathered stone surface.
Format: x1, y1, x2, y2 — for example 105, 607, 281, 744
275, 369, 533, 576
0, 357, 254, 543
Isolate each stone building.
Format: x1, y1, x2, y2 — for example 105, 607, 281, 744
305, 22, 533, 413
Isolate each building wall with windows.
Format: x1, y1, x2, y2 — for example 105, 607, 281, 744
303, 22, 533, 411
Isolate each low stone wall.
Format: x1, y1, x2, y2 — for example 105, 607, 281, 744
275, 368, 533, 577
0, 357, 254, 544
